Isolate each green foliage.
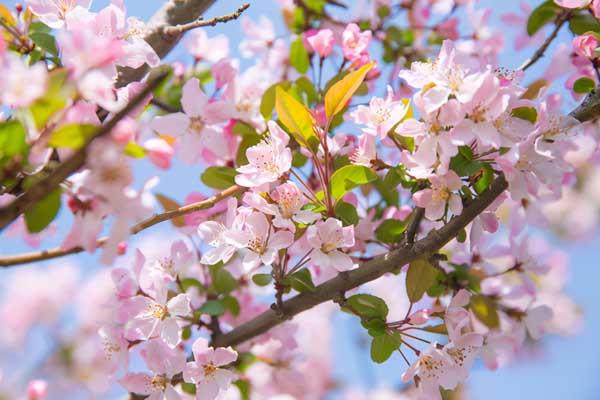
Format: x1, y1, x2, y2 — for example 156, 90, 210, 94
286, 268, 316, 292
346, 294, 389, 319
48, 124, 96, 149
334, 201, 359, 226
370, 332, 402, 363
252, 273, 273, 286
375, 219, 407, 243
470, 294, 500, 329
526, 1, 559, 36
573, 77, 596, 94
201, 166, 237, 189
330, 165, 378, 201
24, 188, 61, 233
290, 37, 310, 73
406, 259, 439, 302
198, 300, 226, 316
0, 120, 28, 175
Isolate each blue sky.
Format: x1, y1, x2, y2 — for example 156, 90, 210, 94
1, 0, 599, 399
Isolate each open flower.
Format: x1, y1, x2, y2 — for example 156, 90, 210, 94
349, 86, 409, 139
307, 218, 355, 272
27, 0, 92, 28
124, 284, 191, 348
413, 171, 463, 220
226, 211, 294, 271
120, 339, 186, 400
183, 337, 238, 400
235, 121, 292, 187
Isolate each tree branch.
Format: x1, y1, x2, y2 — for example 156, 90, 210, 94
211, 175, 508, 348
116, 0, 218, 87
0, 71, 169, 232
0, 185, 245, 267
162, 3, 250, 36
519, 10, 571, 71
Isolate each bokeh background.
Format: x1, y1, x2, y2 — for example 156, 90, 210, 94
0, 0, 599, 398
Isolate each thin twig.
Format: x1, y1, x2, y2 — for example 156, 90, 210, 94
0, 185, 245, 267
150, 98, 180, 113
519, 10, 571, 71
0, 71, 169, 231
405, 207, 425, 244
162, 3, 250, 36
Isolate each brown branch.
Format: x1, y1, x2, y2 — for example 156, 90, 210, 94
0, 185, 245, 267
405, 207, 424, 244
116, 0, 218, 87
162, 3, 250, 36
519, 10, 571, 71
211, 175, 508, 348
0, 71, 169, 232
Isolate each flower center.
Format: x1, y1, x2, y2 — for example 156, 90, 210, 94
420, 355, 444, 379
150, 375, 169, 391
203, 362, 217, 378
373, 107, 391, 125
432, 187, 450, 202
189, 116, 205, 133
248, 237, 267, 254
149, 303, 169, 320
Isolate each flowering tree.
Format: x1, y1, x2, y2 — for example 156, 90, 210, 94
0, 0, 599, 398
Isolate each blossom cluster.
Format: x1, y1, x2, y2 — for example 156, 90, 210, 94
0, 0, 598, 399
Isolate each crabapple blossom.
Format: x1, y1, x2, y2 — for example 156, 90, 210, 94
306, 29, 335, 58
123, 285, 191, 347
235, 121, 293, 187
348, 86, 410, 139
26, 380, 48, 400
27, 0, 91, 28
183, 337, 238, 400
120, 339, 186, 400
307, 218, 356, 272
413, 171, 463, 220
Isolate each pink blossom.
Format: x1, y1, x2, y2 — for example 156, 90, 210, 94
413, 171, 463, 220
124, 285, 191, 347
27, 380, 48, 400
0, 55, 47, 107
120, 339, 186, 400
98, 325, 129, 373
235, 121, 292, 187
144, 138, 173, 170
183, 337, 238, 400
401, 344, 458, 400
197, 198, 248, 265
524, 305, 553, 339
572, 34, 600, 59
306, 29, 335, 58
186, 29, 229, 62
242, 182, 320, 232
342, 23, 372, 61
348, 86, 409, 139
150, 78, 230, 164
501, 2, 546, 51
350, 133, 377, 167
307, 218, 356, 272
553, 0, 591, 7
226, 211, 294, 271
593, 0, 600, 17
27, 0, 91, 28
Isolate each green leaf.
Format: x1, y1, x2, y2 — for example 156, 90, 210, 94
294, 76, 319, 106
288, 268, 316, 292
222, 295, 241, 316
375, 219, 407, 243
252, 273, 273, 286
569, 12, 600, 35
573, 77, 596, 94
181, 382, 197, 395
330, 165, 378, 201
324, 62, 374, 119
346, 294, 389, 319
290, 37, 310, 73
198, 300, 226, 316
511, 106, 538, 124
29, 68, 72, 130
179, 278, 204, 292
406, 259, 439, 303
48, 124, 96, 149
275, 87, 319, 151
526, 0, 559, 36
450, 152, 483, 177
470, 294, 500, 329
181, 326, 192, 340
232, 120, 258, 137
24, 188, 61, 233
334, 201, 359, 226
124, 141, 147, 158
260, 83, 280, 120
30, 31, 58, 57
234, 380, 251, 400
211, 266, 238, 294
370, 332, 402, 363
201, 166, 237, 189
0, 120, 27, 168
473, 167, 494, 194
362, 318, 387, 337
422, 324, 448, 335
